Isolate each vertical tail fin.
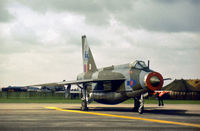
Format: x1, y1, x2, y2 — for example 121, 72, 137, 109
82, 35, 97, 73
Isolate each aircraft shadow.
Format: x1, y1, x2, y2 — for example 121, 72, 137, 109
143, 108, 200, 117
65, 107, 200, 117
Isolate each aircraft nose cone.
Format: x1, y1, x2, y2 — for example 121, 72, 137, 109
150, 76, 161, 87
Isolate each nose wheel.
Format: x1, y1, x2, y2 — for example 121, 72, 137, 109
133, 94, 144, 114
138, 95, 144, 114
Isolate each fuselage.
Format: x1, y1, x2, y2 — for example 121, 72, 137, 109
77, 60, 163, 104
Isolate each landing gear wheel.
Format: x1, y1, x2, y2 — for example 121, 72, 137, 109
80, 84, 88, 111
138, 94, 144, 114
133, 98, 140, 112
138, 106, 144, 114
134, 94, 144, 114
81, 100, 88, 111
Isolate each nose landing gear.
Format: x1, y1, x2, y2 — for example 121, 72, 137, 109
138, 95, 144, 114
133, 93, 148, 114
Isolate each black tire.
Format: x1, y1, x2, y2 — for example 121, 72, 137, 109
138, 106, 144, 114
81, 100, 88, 111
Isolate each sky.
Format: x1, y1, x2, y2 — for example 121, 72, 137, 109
0, 0, 200, 87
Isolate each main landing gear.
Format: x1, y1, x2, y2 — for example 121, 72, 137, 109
133, 94, 144, 114
81, 85, 88, 111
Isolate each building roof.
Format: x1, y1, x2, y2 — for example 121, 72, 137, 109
187, 79, 200, 89
162, 79, 200, 92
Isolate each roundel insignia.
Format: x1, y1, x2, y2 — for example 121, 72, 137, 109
127, 79, 136, 88
130, 80, 133, 86
130, 79, 136, 88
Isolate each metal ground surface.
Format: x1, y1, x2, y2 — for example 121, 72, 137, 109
0, 103, 200, 131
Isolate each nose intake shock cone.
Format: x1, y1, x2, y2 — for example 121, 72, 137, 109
145, 72, 163, 91
150, 76, 161, 87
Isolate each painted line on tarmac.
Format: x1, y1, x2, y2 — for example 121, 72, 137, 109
45, 106, 200, 128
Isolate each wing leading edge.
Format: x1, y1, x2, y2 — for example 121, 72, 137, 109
30, 78, 126, 87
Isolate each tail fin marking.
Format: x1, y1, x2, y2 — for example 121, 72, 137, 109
82, 35, 97, 73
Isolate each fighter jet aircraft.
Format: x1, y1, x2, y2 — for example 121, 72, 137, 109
33, 35, 164, 114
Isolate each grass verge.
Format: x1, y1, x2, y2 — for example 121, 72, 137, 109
0, 98, 81, 103
123, 99, 200, 104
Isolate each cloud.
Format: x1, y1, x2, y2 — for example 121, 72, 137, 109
0, 0, 200, 86
0, 0, 14, 22
115, 0, 200, 32
11, 0, 200, 32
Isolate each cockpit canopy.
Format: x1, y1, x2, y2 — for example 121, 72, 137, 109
129, 60, 148, 69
